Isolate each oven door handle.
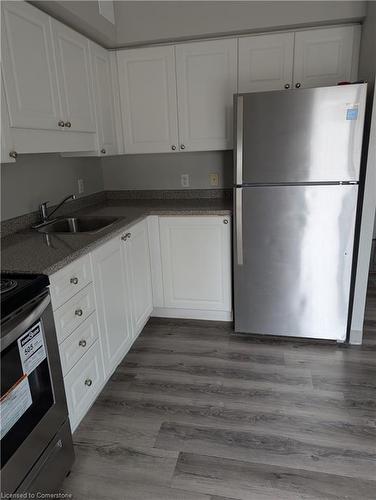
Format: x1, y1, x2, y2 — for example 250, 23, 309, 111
1, 293, 51, 351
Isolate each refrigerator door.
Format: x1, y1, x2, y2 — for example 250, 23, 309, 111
234, 184, 358, 340
235, 84, 366, 185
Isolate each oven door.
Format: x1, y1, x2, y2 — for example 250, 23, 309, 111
1, 291, 69, 494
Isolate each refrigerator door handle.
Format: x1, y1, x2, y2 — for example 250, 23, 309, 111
235, 95, 243, 185
236, 187, 243, 265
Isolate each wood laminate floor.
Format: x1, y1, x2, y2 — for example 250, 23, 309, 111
62, 280, 376, 499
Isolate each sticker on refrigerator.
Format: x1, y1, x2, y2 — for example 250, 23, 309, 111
0, 375, 32, 439
346, 107, 358, 120
17, 321, 47, 375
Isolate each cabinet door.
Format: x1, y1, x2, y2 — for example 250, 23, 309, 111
238, 33, 294, 93
159, 216, 232, 311
91, 42, 117, 155
293, 26, 360, 89
176, 39, 237, 151
91, 237, 132, 375
117, 46, 179, 153
123, 220, 153, 337
1, 1, 62, 131
1, 72, 15, 163
52, 19, 96, 133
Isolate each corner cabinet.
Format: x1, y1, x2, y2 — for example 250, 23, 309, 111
155, 216, 232, 320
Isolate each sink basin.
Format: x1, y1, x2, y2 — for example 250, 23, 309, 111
35, 216, 119, 234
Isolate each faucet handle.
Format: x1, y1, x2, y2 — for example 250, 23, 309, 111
40, 201, 50, 221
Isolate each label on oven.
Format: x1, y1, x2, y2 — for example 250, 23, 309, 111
17, 320, 47, 375
0, 374, 32, 439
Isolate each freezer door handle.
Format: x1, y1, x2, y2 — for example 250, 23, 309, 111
235, 95, 243, 185
236, 187, 243, 265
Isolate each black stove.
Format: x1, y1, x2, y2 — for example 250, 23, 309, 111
0, 273, 50, 321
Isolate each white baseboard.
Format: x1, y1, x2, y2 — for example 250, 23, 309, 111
349, 328, 363, 345
152, 307, 233, 322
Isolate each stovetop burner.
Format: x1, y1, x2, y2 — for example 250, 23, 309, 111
1, 273, 50, 321
0, 279, 18, 295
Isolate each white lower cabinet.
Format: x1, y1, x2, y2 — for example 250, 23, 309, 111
122, 219, 153, 337
53, 215, 232, 431
64, 340, 104, 431
91, 236, 133, 375
155, 216, 232, 320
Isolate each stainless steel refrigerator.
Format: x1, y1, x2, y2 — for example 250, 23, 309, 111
233, 83, 367, 341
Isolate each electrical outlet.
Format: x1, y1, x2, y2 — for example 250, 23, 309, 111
209, 173, 219, 187
77, 178, 84, 194
181, 174, 190, 188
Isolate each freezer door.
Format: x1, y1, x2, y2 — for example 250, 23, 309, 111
234, 185, 358, 340
236, 84, 366, 184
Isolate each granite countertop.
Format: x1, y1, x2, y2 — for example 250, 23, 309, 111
1, 199, 232, 275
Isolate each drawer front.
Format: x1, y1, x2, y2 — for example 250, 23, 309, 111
64, 340, 104, 431
59, 312, 99, 376
54, 284, 96, 344
50, 255, 92, 309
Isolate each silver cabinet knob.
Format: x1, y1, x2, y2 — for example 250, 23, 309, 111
223, 219, 229, 224
295, 82, 301, 89
171, 145, 176, 151
58, 120, 65, 127
70, 277, 79, 285
284, 83, 290, 89
180, 144, 185, 150
75, 308, 83, 317
101, 148, 106, 154
9, 151, 18, 159
79, 339, 87, 347
84, 379, 92, 387
121, 232, 131, 241
65, 121, 72, 128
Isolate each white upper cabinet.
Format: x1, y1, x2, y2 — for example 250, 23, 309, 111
117, 46, 179, 153
175, 39, 237, 151
293, 26, 360, 89
238, 33, 294, 93
51, 19, 96, 133
90, 42, 117, 155
1, 1, 62, 131
1, 72, 15, 163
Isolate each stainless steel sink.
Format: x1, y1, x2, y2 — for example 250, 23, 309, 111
35, 216, 119, 234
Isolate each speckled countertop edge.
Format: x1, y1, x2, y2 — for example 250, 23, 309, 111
1, 200, 232, 276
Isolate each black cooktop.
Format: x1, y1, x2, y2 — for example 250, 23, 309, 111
1, 273, 50, 321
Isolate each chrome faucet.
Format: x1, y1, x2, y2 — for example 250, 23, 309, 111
39, 194, 77, 223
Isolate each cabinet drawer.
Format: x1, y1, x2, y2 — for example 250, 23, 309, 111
54, 284, 96, 344
64, 340, 104, 431
59, 312, 99, 376
50, 255, 92, 309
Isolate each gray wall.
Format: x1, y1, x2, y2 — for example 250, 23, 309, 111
30, 1, 366, 48
358, 0, 376, 237
1, 154, 103, 221
114, 1, 366, 46
102, 151, 233, 190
